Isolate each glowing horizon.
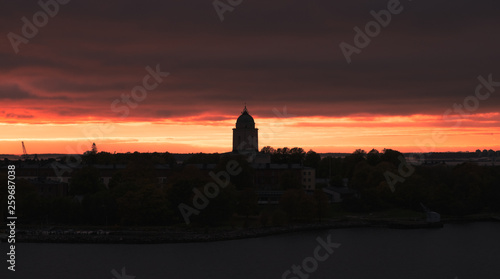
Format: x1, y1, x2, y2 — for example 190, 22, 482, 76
2, 113, 499, 155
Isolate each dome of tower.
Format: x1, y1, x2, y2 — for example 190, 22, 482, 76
236, 106, 255, 128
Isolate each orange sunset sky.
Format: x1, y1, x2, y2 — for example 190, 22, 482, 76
1, 1, 499, 155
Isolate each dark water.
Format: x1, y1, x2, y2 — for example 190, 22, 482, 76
1, 222, 499, 279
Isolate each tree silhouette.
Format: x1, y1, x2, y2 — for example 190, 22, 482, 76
304, 149, 321, 170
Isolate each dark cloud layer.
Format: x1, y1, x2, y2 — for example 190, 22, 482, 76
1, 0, 499, 121
0, 84, 32, 99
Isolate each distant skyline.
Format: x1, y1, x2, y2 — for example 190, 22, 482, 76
1, 1, 499, 154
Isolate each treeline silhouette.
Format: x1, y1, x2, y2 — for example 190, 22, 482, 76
1, 148, 499, 227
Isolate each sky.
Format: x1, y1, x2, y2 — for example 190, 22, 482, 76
1, 0, 499, 155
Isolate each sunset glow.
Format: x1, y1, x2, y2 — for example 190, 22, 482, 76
1, 1, 499, 155
2, 112, 499, 154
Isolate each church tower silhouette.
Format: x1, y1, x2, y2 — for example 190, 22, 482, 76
232, 105, 258, 153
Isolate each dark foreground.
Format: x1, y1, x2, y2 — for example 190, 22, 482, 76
6, 216, 500, 244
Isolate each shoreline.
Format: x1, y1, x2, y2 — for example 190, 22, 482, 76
6, 216, 499, 244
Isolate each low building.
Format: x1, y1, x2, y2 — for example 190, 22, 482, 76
322, 186, 357, 203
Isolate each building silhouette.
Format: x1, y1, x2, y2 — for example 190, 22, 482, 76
232, 105, 258, 153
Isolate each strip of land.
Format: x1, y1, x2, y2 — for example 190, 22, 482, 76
5, 215, 499, 244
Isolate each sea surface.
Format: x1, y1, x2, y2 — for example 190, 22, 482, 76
1, 222, 499, 279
